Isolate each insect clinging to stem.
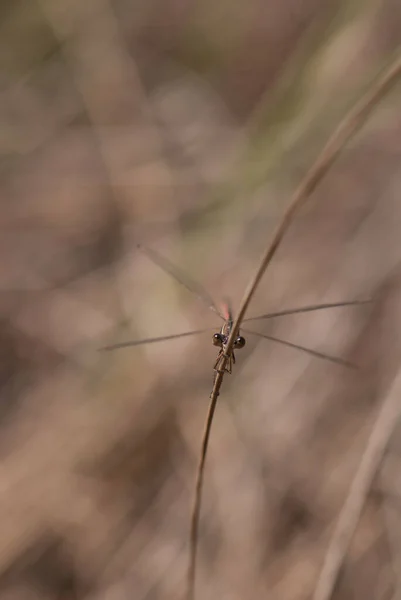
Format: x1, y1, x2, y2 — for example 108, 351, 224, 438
100, 244, 370, 375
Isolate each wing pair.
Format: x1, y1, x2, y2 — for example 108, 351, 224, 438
100, 245, 370, 368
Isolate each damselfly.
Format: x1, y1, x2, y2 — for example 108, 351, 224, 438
100, 245, 369, 372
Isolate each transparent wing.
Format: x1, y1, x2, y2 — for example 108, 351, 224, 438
100, 327, 213, 351
138, 244, 224, 319
243, 299, 371, 323
242, 328, 356, 368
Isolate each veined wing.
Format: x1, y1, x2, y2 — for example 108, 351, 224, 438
243, 299, 370, 323
242, 328, 356, 368
100, 327, 213, 351
138, 244, 224, 320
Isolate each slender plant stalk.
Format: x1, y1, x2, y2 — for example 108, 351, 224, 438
187, 49, 401, 600
187, 371, 224, 600
312, 368, 401, 600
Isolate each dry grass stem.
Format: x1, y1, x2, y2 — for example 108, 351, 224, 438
312, 368, 401, 600
187, 49, 401, 600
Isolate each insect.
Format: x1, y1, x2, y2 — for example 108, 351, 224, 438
100, 245, 369, 373
212, 300, 245, 375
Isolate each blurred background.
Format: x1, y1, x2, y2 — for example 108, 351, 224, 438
1, 0, 401, 598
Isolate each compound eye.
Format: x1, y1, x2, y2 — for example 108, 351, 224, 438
234, 336, 246, 349
213, 333, 224, 347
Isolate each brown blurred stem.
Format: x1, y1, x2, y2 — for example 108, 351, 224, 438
312, 369, 401, 600
187, 49, 401, 600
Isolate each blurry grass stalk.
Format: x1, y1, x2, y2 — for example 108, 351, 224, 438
313, 367, 401, 600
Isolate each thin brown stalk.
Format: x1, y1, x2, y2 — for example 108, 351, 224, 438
187, 49, 401, 600
187, 372, 223, 600
312, 368, 401, 600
